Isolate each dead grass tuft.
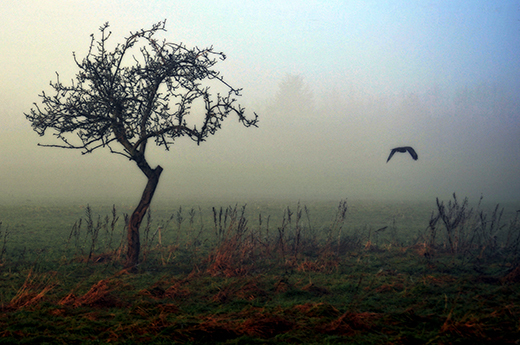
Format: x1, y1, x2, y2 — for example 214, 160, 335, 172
422, 274, 457, 287
157, 303, 180, 313
59, 279, 125, 308
240, 315, 295, 338
274, 278, 291, 293
210, 278, 268, 304
165, 283, 192, 300
302, 282, 330, 296
80, 252, 120, 264
189, 316, 239, 342
293, 302, 340, 318
295, 253, 340, 273
320, 311, 381, 335
375, 282, 404, 293
5, 270, 57, 310
503, 265, 520, 283
235, 280, 268, 301
205, 236, 257, 277
141, 273, 196, 301
441, 315, 486, 340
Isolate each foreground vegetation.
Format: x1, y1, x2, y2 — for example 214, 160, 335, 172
1, 195, 519, 344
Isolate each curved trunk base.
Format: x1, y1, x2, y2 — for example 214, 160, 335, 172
125, 165, 163, 271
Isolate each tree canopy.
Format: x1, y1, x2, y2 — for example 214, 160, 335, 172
26, 20, 258, 163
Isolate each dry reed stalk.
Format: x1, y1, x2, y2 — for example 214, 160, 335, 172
158, 244, 179, 266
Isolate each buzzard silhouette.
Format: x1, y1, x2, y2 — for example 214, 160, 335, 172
386, 146, 418, 163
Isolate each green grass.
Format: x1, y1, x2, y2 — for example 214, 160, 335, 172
0, 197, 519, 344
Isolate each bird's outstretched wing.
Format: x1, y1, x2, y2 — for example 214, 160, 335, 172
405, 146, 418, 160
386, 149, 397, 163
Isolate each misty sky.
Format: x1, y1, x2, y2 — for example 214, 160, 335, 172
1, 1, 519, 204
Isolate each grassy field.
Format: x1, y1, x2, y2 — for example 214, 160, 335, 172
0, 195, 519, 344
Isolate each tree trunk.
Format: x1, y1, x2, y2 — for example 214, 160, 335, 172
125, 165, 163, 271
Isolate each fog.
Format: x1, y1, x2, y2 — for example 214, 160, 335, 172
1, 1, 519, 205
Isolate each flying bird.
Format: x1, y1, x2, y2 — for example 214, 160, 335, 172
386, 146, 418, 163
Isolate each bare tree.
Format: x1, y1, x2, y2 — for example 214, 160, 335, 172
25, 21, 258, 271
